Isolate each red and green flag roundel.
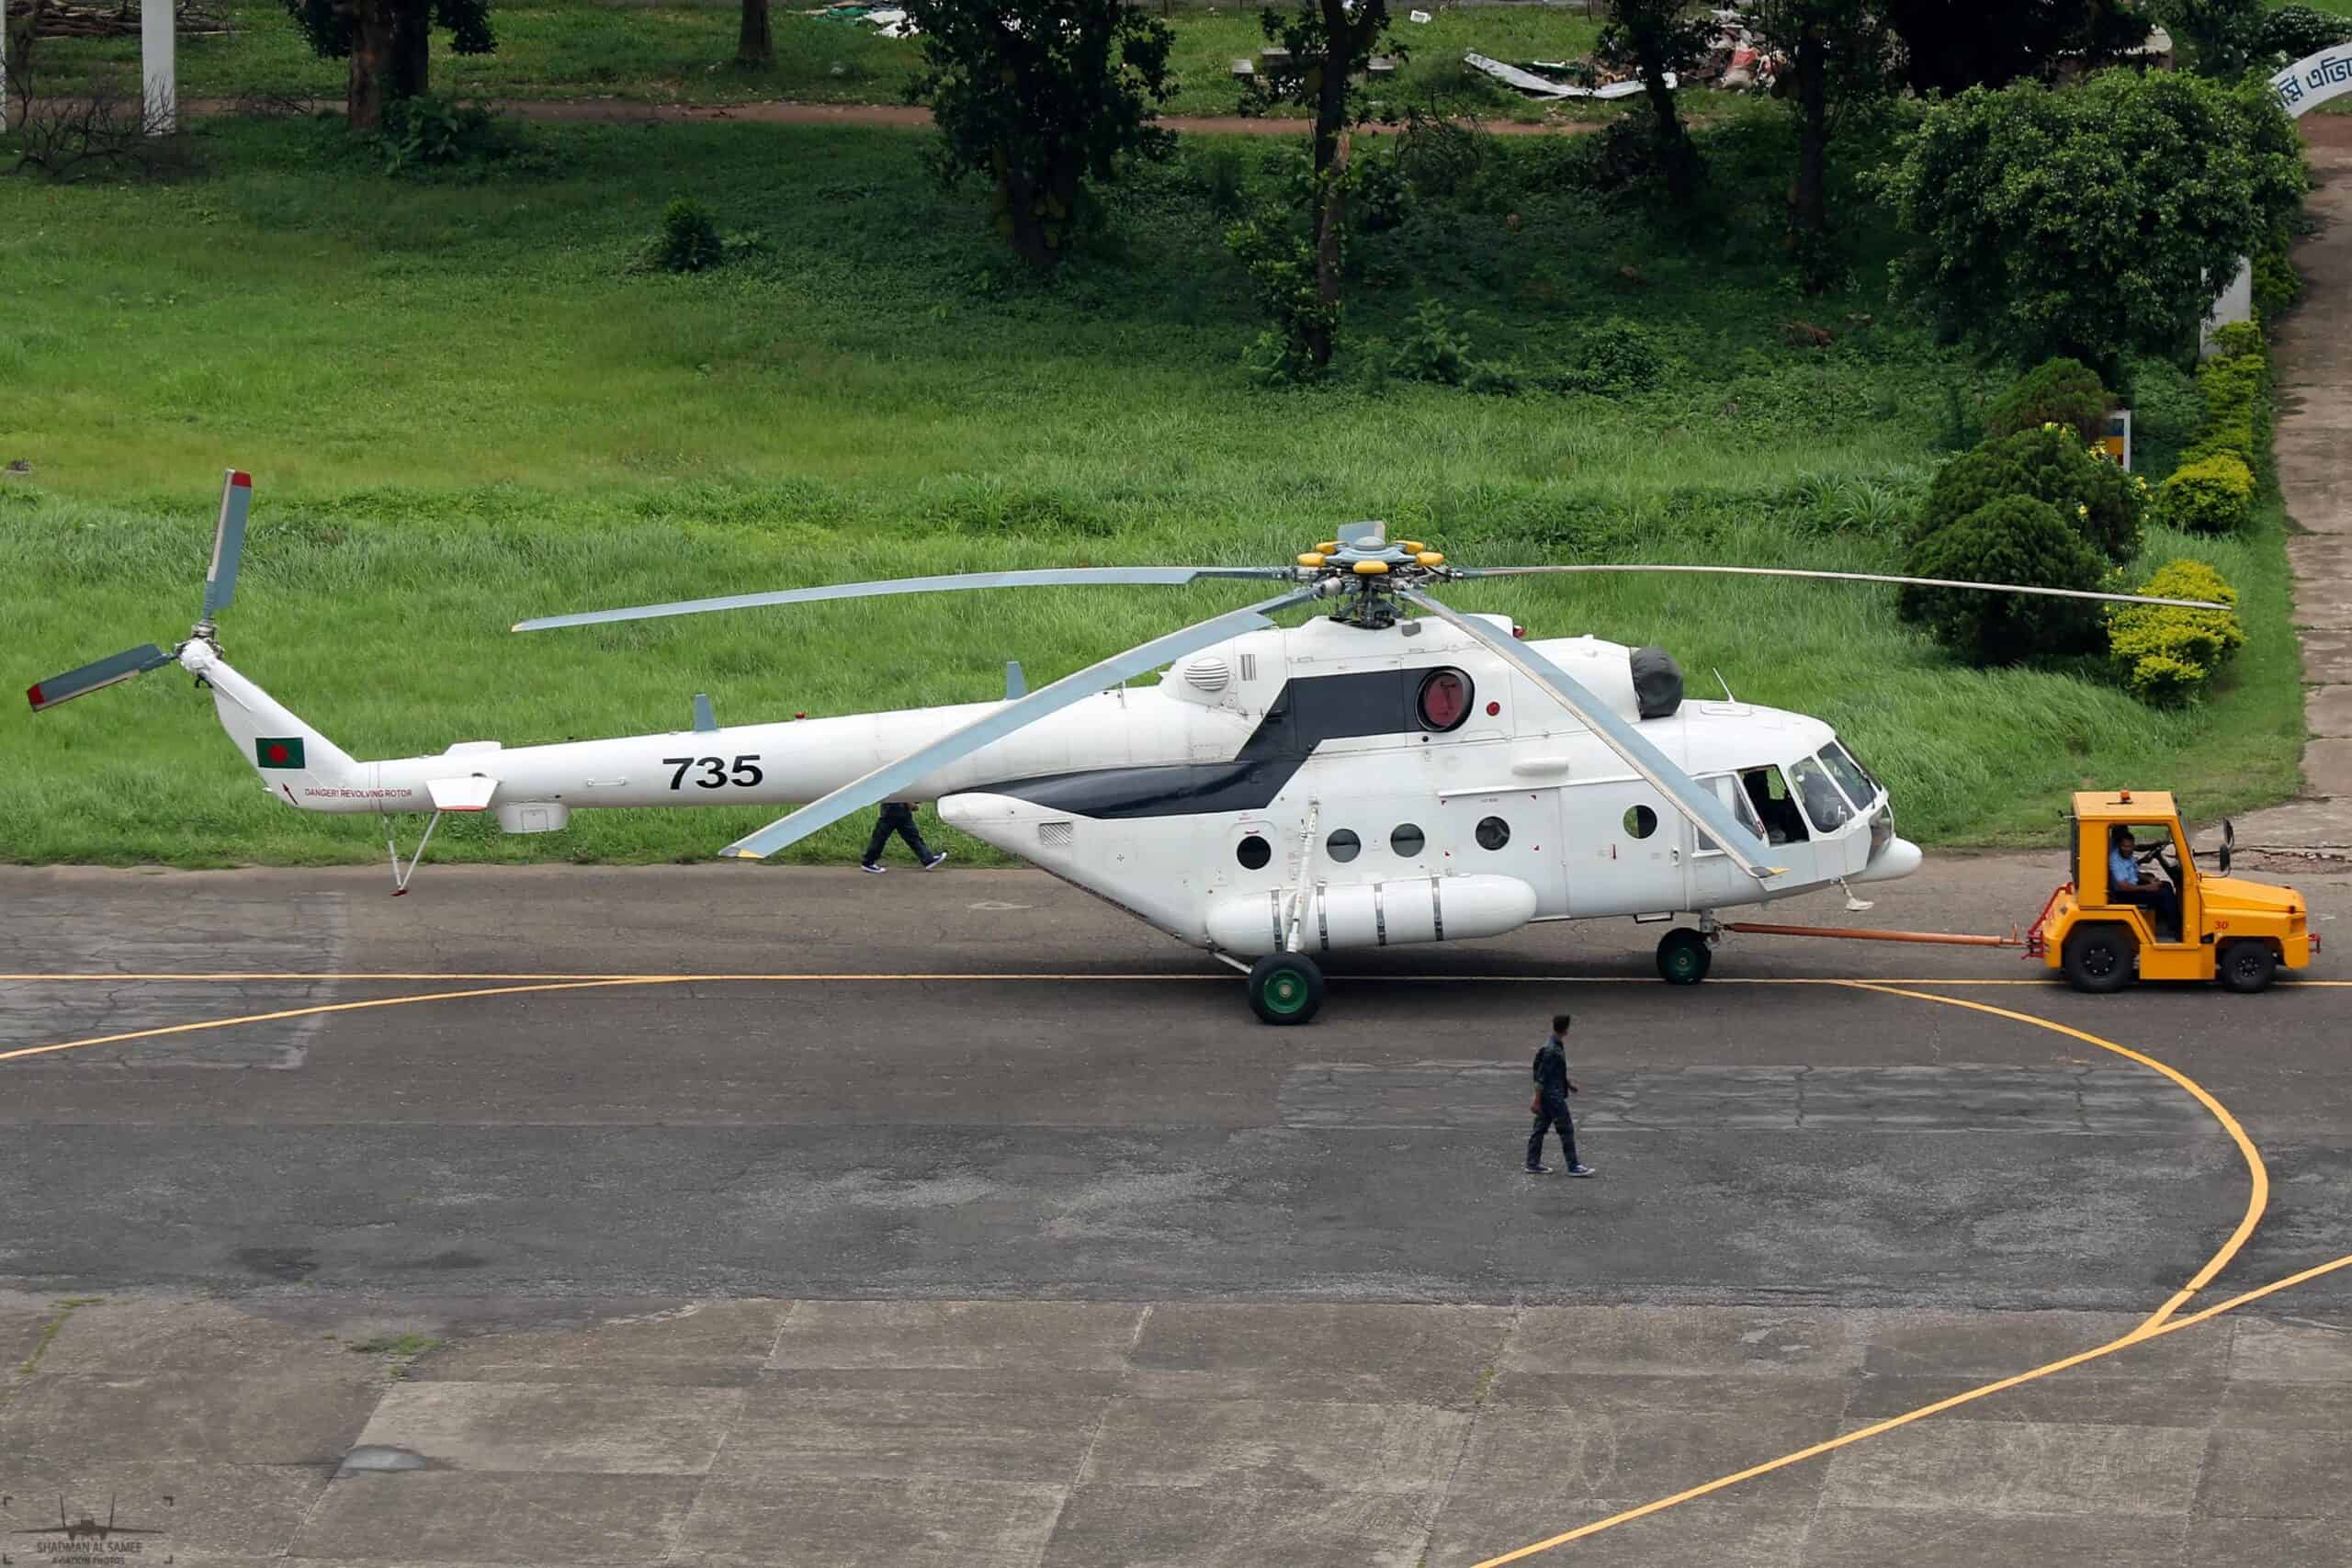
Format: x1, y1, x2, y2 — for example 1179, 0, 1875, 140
255, 736, 306, 770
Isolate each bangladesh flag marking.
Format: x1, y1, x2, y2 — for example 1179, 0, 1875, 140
256, 737, 306, 770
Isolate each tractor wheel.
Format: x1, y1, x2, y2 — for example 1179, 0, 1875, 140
2061, 925, 2136, 994
1248, 952, 1325, 1025
1657, 927, 1713, 986
2218, 939, 2277, 994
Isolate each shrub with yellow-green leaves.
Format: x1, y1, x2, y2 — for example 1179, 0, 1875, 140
2183, 349, 2267, 469
2106, 558, 2245, 706
2155, 453, 2255, 534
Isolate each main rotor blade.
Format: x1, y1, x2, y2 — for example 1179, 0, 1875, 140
514, 566, 1297, 633
27, 644, 174, 713
1453, 563, 2228, 610
201, 469, 253, 619
719, 585, 1325, 861
1402, 588, 1782, 882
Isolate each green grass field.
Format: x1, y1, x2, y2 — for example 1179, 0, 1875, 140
17, 0, 1617, 121
0, 109, 2307, 867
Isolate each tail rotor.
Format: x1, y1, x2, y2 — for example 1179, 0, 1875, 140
26, 468, 251, 715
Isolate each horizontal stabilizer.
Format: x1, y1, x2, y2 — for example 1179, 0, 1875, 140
426, 777, 499, 812
27, 644, 174, 712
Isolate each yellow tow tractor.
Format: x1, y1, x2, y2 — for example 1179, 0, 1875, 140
2028, 790, 2320, 993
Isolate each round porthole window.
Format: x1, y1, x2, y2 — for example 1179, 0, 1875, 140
1237, 834, 1272, 870
1476, 817, 1510, 851
1623, 805, 1658, 840
1326, 829, 1362, 863
1415, 668, 1474, 732
1391, 823, 1427, 856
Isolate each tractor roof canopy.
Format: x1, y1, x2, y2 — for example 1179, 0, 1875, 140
2072, 790, 2178, 822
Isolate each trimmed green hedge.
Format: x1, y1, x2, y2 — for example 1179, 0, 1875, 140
2106, 558, 2246, 706
2156, 453, 2256, 535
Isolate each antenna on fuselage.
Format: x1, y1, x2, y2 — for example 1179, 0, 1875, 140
1713, 668, 1736, 703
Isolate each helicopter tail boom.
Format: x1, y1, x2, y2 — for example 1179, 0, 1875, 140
182, 641, 369, 810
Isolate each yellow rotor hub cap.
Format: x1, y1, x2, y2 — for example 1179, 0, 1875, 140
1297, 552, 1327, 568
1353, 559, 1391, 576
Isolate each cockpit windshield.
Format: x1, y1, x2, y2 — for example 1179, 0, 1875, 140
1815, 744, 1877, 808
1790, 756, 1855, 833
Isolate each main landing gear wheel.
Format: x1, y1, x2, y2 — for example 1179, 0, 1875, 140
2218, 939, 2278, 994
1248, 952, 1325, 1026
2062, 925, 2136, 994
1657, 927, 1712, 985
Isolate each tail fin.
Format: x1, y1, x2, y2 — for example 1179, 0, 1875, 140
182, 641, 363, 805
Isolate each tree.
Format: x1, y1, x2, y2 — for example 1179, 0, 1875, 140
902, 0, 1175, 273
1880, 69, 2307, 378
280, 0, 495, 131
1247, 0, 1405, 368
1899, 494, 2107, 663
2152, 0, 2267, 77
737, 0, 773, 68
1600, 0, 1709, 203
1742, 0, 1896, 291
1879, 0, 2151, 96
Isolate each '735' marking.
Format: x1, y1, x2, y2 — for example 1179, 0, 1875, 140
664, 754, 763, 790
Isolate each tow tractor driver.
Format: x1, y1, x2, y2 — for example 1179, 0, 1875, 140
2108, 825, 2180, 940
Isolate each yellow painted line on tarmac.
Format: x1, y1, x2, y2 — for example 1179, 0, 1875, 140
1471, 982, 2275, 1568
1469, 1249, 2352, 1568
1849, 982, 2267, 1332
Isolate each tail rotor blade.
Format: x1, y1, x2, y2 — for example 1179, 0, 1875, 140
718, 585, 1324, 861
201, 468, 253, 619
513, 566, 1296, 634
27, 644, 174, 713
1453, 563, 2229, 611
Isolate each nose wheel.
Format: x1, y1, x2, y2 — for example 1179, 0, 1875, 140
1249, 952, 1325, 1025
1657, 926, 1713, 985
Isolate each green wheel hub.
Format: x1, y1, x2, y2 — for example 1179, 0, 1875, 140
1262, 969, 1310, 1014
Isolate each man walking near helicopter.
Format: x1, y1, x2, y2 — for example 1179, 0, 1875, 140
861, 801, 947, 874
1527, 1013, 1595, 1177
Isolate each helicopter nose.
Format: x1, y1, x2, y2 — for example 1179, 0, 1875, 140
1853, 834, 1923, 884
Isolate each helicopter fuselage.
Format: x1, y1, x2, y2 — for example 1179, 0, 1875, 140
192, 609, 1918, 954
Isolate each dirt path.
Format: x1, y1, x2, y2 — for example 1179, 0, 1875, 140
2236, 118, 2352, 852
176, 95, 1609, 135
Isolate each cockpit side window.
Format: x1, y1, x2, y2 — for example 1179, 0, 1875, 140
1791, 756, 1855, 833
1694, 774, 1768, 854
1815, 744, 1876, 808
1740, 766, 1809, 844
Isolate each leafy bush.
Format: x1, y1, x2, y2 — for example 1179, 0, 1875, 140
1190, 144, 1249, 216
1226, 214, 1334, 386
2261, 5, 2352, 62
1984, 357, 2109, 446
2106, 558, 2245, 705
2185, 345, 2267, 468
656, 198, 724, 274
2156, 453, 2255, 533
1349, 150, 1414, 234
1880, 70, 2307, 377
1987, 425, 2143, 562
2253, 231, 2302, 321
1387, 300, 1521, 393
377, 95, 523, 178
1545, 317, 1667, 396
1900, 494, 2108, 663
1912, 450, 2031, 543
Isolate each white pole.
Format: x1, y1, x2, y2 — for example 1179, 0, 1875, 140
142, 0, 175, 134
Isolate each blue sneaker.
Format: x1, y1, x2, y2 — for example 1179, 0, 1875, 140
860, 863, 886, 875
1565, 1164, 1596, 1178
923, 852, 949, 870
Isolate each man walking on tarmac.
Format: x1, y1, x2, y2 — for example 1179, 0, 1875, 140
861, 801, 947, 874
1527, 1013, 1595, 1177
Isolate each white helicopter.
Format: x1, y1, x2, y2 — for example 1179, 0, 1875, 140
30, 470, 2223, 1023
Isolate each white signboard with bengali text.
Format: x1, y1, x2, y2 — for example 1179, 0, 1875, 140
2271, 47, 2352, 118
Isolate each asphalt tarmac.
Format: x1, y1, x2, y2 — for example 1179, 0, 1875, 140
1, 853, 2347, 1566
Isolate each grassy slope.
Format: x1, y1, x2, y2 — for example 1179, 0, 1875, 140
0, 115, 2304, 867
21, 0, 1613, 121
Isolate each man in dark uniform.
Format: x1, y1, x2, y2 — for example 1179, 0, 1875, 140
1527, 1013, 1595, 1177
861, 801, 947, 874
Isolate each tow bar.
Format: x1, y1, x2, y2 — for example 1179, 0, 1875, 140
1721, 921, 2027, 949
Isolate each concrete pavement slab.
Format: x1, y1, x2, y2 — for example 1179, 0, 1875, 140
1499, 1306, 1870, 1379
33, 1296, 365, 1375
1419, 1493, 1808, 1568
0, 1460, 325, 1558
1039, 1483, 1438, 1568
710, 1385, 1106, 1483
1820, 1417, 2208, 1515
1799, 1506, 2186, 1567
2225, 1317, 2352, 1382
345, 1381, 745, 1474
0, 1367, 380, 1466
675, 1475, 1065, 1568
1446, 1403, 1834, 1515
2215, 1378, 2352, 1430
2196, 1427, 2352, 1517
1122, 1303, 1513, 1404
2308, 682, 2352, 738
2183, 1515, 2352, 1564
288, 1470, 699, 1562
1079, 1396, 1469, 1493
1858, 1309, 2222, 1381
415, 1298, 793, 1386
766, 1300, 1146, 1371
1841, 1371, 2226, 1428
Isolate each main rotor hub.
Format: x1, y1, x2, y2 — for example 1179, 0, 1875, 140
1293, 521, 1450, 625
